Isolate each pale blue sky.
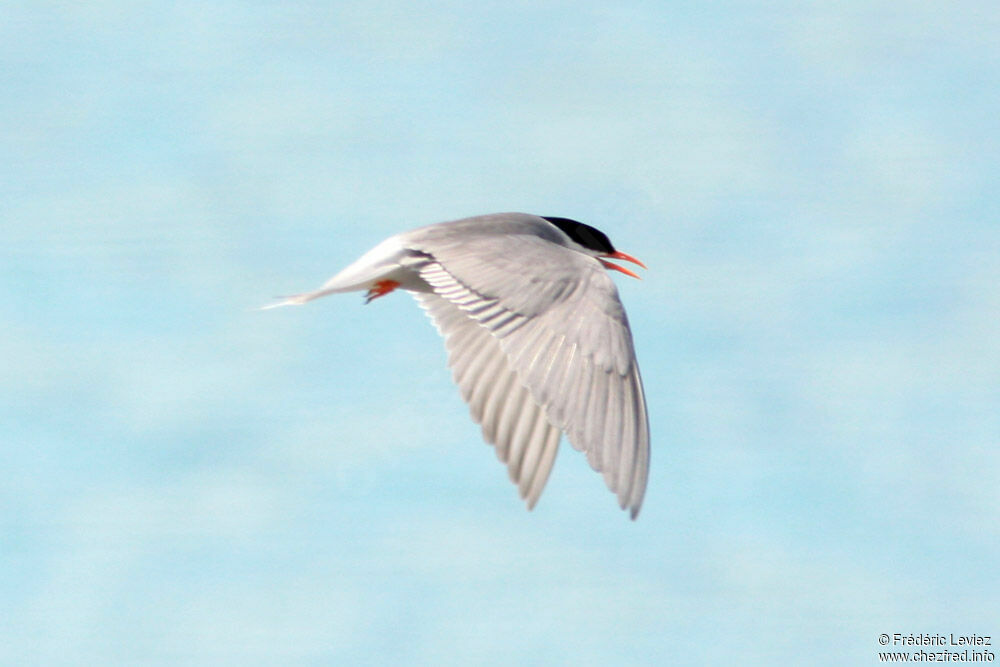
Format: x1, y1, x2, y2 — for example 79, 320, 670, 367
2, 2, 998, 665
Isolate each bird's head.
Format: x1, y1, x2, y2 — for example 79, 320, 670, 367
542, 216, 647, 279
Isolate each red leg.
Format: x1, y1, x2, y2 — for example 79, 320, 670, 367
364, 279, 401, 303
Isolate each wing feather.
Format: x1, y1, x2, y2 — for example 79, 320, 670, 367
526, 426, 561, 508
602, 367, 622, 489
617, 374, 637, 503
468, 347, 508, 418
480, 359, 515, 446
585, 365, 609, 472
518, 407, 552, 495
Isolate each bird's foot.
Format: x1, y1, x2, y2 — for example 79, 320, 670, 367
364, 280, 401, 304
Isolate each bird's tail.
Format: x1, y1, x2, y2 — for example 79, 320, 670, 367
260, 235, 410, 310
258, 291, 329, 310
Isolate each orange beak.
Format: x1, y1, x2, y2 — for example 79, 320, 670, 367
598, 250, 647, 279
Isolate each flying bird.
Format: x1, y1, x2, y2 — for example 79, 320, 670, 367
266, 213, 650, 518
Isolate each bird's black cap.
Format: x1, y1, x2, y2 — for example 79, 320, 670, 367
542, 216, 616, 254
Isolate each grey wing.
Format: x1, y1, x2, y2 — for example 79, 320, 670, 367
412, 233, 650, 518
416, 292, 561, 509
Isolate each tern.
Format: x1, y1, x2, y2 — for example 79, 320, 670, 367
266, 212, 650, 518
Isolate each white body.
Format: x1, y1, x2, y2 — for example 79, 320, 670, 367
268, 213, 650, 518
